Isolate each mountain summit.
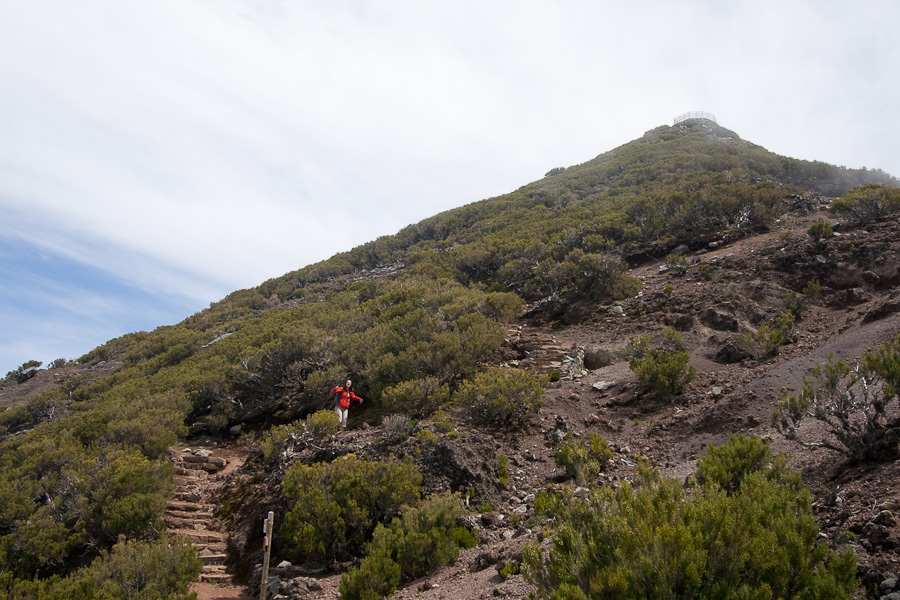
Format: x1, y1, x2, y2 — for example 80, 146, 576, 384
2, 122, 899, 599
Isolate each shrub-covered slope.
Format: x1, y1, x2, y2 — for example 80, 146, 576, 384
1, 120, 898, 598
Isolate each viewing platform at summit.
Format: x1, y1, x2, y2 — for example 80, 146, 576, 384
674, 111, 717, 125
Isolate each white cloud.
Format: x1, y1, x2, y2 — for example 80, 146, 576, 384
0, 0, 898, 371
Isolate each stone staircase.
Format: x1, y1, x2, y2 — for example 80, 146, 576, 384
505, 325, 584, 379
164, 446, 238, 585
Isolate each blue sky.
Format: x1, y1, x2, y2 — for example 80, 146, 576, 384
1, 1, 899, 374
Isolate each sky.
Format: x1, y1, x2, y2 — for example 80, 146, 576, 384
1, 1, 898, 374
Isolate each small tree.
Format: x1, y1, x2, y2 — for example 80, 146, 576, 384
627, 327, 696, 400
773, 335, 900, 463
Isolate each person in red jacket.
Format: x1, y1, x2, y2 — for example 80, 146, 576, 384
331, 379, 363, 430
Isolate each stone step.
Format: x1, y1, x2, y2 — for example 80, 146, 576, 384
166, 509, 214, 520
175, 529, 225, 544
199, 572, 233, 584
181, 454, 212, 464
202, 542, 228, 554
174, 467, 210, 479
174, 489, 203, 500
164, 516, 204, 530
165, 516, 215, 528
167, 500, 215, 512
196, 462, 226, 474
199, 552, 227, 566
173, 475, 200, 487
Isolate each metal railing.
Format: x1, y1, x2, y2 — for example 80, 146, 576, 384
673, 111, 717, 125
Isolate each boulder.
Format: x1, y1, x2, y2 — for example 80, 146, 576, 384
714, 338, 752, 364
584, 347, 616, 370
16, 367, 38, 384
700, 308, 738, 332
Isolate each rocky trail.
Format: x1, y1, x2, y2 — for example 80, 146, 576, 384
164, 444, 252, 600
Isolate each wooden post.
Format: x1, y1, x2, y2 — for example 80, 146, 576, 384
260, 511, 274, 600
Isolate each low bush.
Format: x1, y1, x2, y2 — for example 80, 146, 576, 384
830, 184, 900, 225
380, 377, 450, 418
696, 434, 799, 494
773, 335, 900, 463
496, 454, 509, 489
454, 368, 544, 431
340, 494, 477, 600
627, 327, 696, 400
553, 431, 612, 484
807, 220, 835, 241
1, 535, 201, 600
259, 410, 340, 463
525, 438, 857, 599
416, 428, 439, 446
431, 409, 454, 433
736, 312, 795, 359
281, 456, 422, 563
381, 414, 416, 444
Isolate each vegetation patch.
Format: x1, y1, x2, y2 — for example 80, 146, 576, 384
524, 436, 857, 599
281, 456, 422, 564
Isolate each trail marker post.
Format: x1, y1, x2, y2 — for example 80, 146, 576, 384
260, 511, 274, 600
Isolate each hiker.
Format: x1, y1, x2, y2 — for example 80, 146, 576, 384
331, 379, 363, 430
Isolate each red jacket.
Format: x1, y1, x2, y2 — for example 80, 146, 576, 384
331, 386, 363, 409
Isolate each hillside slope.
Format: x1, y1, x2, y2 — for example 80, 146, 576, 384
1, 119, 899, 599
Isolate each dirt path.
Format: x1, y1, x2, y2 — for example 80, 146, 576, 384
164, 443, 252, 600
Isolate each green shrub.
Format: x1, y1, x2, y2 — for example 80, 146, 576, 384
416, 428, 439, 446
736, 312, 795, 359
803, 278, 823, 299
431, 409, 454, 433
381, 414, 416, 444
696, 434, 800, 495
830, 184, 900, 225
281, 456, 422, 563
524, 460, 856, 599
497, 454, 509, 489
627, 327, 696, 400
773, 336, 900, 463
339, 545, 401, 600
498, 560, 521, 579
553, 431, 612, 484
381, 377, 450, 418
807, 220, 834, 241
2, 535, 201, 600
454, 368, 544, 431
259, 410, 340, 462
784, 291, 805, 320
664, 252, 690, 275
341, 494, 477, 600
